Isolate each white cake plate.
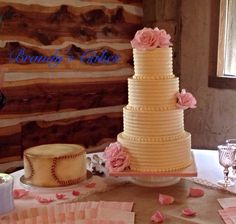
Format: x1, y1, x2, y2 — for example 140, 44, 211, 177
109, 153, 197, 187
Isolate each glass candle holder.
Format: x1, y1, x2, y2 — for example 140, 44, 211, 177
0, 173, 14, 215
218, 145, 236, 187
226, 139, 236, 175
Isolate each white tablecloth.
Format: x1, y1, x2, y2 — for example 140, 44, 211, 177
1, 149, 236, 224
11, 149, 236, 187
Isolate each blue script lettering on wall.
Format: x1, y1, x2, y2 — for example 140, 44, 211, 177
80, 49, 119, 64
10, 49, 63, 68
9, 48, 119, 67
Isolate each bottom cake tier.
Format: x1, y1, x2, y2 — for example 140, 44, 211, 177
117, 132, 192, 172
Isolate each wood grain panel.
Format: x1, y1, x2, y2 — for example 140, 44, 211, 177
0, 3, 142, 46
0, 125, 21, 162
21, 112, 123, 152
0, 0, 142, 8
71, 0, 142, 5
2, 68, 132, 86
0, 78, 128, 115
0, 42, 133, 72
0, 111, 123, 161
0, 0, 142, 163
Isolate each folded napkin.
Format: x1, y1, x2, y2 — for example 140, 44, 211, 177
14, 218, 125, 224
0, 201, 134, 224
217, 198, 236, 224
219, 207, 236, 224
218, 198, 236, 209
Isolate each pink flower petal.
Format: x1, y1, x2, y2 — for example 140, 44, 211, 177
189, 188, 204, 197
13, 189, 29, 199
182, 208, 196, 216
56, 193, 66, 200
85, 182, 96, 188
72, 190, 80, 196
159, 194, 175, 205
150, 210, 165, 223
35, 196, 54, 204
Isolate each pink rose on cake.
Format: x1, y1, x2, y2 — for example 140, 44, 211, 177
131, 27, 160, 50
176, 89, 197, 110
104, 142, 130, 172
154, 27, 171, 48
131, 27, 172, 50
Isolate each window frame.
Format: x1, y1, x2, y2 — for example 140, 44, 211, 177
208, 0, 236, 90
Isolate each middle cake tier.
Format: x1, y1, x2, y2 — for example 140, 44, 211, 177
128, 77, 179, 109
123, 106, 184, 137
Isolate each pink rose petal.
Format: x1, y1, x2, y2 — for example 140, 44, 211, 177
182, 208, 196, 217
85, 182, 96, 188
56, 193, 66, 200
189, 188, 204, 197
150, 210, 165, 223
72, 190, 80, 196
13, 189, 29, 199
159, 194, 175, 205
35, 196, 54, 204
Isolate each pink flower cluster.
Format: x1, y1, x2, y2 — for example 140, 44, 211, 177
176, 89, 197, 110
131, 27, 172, 50
104, 142, 130, 172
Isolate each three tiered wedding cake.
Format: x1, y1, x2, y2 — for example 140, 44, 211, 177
105, 27, 196, 173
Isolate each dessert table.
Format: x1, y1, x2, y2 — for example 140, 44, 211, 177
2, 149, 236, 224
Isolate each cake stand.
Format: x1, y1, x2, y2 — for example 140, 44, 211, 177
109, 153, 197, 187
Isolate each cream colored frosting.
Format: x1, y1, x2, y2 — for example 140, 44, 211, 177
123, 107, 184, 137
133, 48, 173, 78
117, 47, 192, 172
118, 132, 192, 172
23, 144, 86, 187
128, 77, 179, 108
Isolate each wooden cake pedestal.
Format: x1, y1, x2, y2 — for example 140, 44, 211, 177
109, 153, 197, 187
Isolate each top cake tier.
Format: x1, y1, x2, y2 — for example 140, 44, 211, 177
133, 48, 173, 79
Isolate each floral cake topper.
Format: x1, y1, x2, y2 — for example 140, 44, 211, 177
104, 142, 130, 172
176, 89, 197, 110
131, 27, 172, 50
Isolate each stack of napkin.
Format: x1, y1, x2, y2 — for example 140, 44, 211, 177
0, 201, 135, 224
218, 198, 236, 224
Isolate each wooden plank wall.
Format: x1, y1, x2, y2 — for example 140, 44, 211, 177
0, 0, 143, 163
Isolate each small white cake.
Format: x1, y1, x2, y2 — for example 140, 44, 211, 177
23, 144, 87, 187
